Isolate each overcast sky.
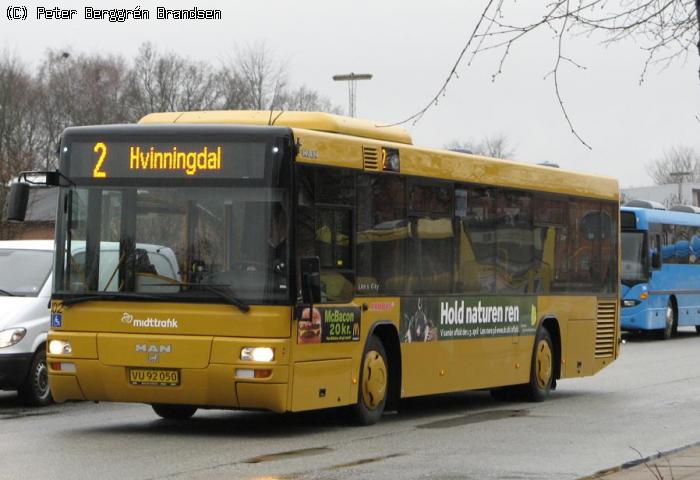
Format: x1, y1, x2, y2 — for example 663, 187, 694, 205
1, 0, 698, 188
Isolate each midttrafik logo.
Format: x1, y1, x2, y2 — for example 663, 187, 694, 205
121, 312, 178, 329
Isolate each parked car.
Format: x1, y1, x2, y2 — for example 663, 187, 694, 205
0, 240, 54, 405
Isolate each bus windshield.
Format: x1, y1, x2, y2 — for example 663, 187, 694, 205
55, 185, 290, 304
621, 231, 647, 284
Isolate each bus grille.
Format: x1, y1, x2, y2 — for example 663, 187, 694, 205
595, 299, 617, 358
363, 146, 379, 170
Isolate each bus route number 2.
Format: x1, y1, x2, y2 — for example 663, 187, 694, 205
93, 142, 108, 178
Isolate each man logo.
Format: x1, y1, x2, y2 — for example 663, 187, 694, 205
135, 343, 172, 363
122, 312, 134, 324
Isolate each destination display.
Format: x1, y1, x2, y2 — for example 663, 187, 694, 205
67, 140, 268, 180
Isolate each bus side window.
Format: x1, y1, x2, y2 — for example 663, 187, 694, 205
357, 174, 408, 295
295, 165, 355, 303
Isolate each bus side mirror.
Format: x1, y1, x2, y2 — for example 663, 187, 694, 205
300, 256, 321, 304
651, 251, 661, 270
6, 182, 30, 223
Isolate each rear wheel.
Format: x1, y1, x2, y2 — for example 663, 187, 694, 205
660, 301, 677, 340
151, 404, 197, 420
348, 335, 388, 425
523, 328, 554, 402
695, 326, 700, 334
18, 349, 53, 407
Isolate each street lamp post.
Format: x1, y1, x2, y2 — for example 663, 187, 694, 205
332, 73, 372, 117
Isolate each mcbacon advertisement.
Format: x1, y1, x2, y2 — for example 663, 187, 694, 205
297, 307, 361, 344
400, 296, 538, 343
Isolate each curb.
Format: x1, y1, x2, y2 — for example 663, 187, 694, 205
580, 439, 700, 479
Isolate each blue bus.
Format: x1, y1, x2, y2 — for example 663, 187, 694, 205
621, 206, 700, 339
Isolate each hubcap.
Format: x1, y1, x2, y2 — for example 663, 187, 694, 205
535, 340, 552, 389
666, 306, 674, 329
35, 360, 49, 398
361, 350, 387, 410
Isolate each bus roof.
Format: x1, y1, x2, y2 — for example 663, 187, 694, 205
139, 110, 413, 145
622, 206, 700, 228
138, 110, 618, 201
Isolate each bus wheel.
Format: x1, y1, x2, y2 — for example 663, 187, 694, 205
349, 335, 388, 425
151, 404, 197, 420
19, 349, 53, 407
660, 301, 677, 340
695, 326, 700, 335
524, 328, 554, 402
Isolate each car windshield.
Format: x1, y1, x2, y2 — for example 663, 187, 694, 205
0, 249, 53, 296
56, 186, 290, 304
621, 231, 647, 283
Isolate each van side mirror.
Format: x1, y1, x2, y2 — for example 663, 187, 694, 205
300, 256, 321, 304
6, 182, 30, 223
651, 251, 661, 270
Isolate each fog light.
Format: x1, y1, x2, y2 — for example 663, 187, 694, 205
241, 347, 274, 362
49, 339, 72, 355
0, 328, 26, 348
50, 362, 76, 373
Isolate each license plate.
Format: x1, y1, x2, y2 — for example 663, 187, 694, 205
128, 368, 180, 386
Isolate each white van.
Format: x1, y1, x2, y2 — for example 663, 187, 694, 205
0, 240, 54, 405
0, 240, 180, 406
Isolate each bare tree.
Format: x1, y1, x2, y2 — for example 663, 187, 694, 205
446, 133, 516, 159
277, 85, 343, 113
217, 43, 340, 113
125, 43, 219, 120
648, 145, 700, 184
35, 50, 133, 170
391, 1, 699, 147
0, 53, 42, 235
217, 43, 287, 110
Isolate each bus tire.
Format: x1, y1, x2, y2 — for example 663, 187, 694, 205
523, 328, 554, 402
660, 300, 677, 340
151, 404, 197, 420
18, 348, 53, 407
695, 326, 700, 335
349, 335, 388, 426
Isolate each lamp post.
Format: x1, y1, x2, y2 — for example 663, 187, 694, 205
332, 73, 372, 117
670, 171, 692, 205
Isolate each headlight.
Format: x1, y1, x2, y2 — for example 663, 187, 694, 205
48, 339, 72, 355
622, 299, 640, 308
241, 347, 274, 362
0, 328, 26, 348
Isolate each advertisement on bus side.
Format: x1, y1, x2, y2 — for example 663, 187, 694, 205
400, 296, 537, 343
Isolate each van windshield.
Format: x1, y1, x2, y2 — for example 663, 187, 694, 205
0, 249, 53, 297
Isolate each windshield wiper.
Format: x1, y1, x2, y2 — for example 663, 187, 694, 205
163, 282, 250, 313
0, 289, 16, 296
60, 292, 175, 307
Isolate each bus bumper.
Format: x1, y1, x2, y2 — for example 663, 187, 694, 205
48, 361, 289, 412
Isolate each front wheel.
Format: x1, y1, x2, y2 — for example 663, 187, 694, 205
523, 328, 554, 402
348, 335, 388, 425
18, 349, 53, 407
660, 301, 677, 340
151, 404, 197, 420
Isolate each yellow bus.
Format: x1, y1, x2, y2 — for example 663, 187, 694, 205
9, 111, 620, 424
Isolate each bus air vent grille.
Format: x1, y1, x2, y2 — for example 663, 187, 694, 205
363, 146, 379, 170
595, 300, 617, 358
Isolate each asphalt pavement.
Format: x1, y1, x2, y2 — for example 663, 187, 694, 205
2, 328, 700, 479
